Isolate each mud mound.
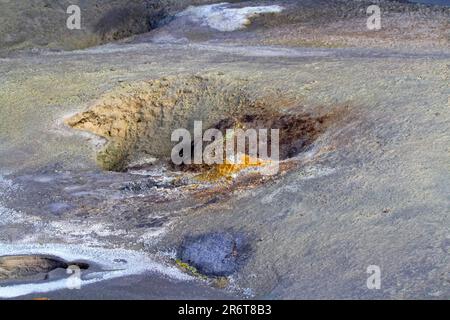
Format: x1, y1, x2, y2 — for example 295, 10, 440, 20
0, 255, 88, 281
67, 74, 343, 173
67, 75, 254, 171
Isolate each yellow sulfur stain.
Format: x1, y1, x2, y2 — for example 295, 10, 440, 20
196, 154, 267, 182
175, 259, 208, 280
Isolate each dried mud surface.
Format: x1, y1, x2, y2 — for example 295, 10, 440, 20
0, 0, 449, 299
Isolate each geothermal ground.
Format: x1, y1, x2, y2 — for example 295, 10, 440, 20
0, 0, 449, 299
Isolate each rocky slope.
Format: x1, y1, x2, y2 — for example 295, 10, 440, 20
0, 0, 238, 53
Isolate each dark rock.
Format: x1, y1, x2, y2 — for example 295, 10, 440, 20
179, 232, 249, 276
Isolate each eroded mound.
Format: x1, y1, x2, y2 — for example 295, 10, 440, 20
0, 255, 89, 281
67, 75, 252, 171
67, 74, 344, 174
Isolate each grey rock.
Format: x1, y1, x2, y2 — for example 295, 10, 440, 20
179, 232, 249, 276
